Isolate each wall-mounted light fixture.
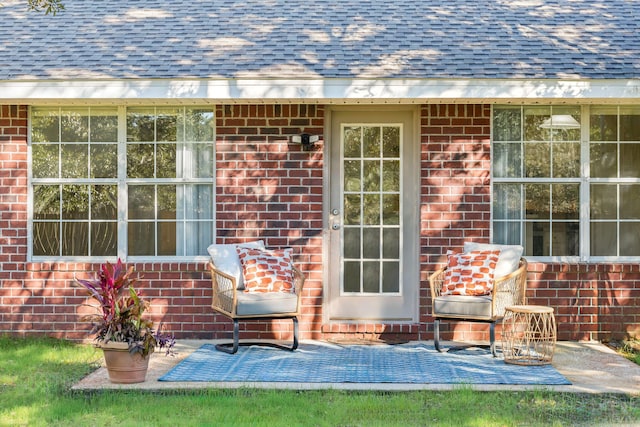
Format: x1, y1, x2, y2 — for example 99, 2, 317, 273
291, 133, 320, 151
539, 115, 581, 130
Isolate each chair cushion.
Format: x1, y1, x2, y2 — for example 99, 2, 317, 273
207, 240, 265, 290
441, 250, 500, 296
237, 247, 295, 294
463, 242, 524, 278
433, 295, 493, 319
236, 291, 298, 316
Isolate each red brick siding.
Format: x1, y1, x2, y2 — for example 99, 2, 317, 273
213, 104, 325, 341
0, 103, 638, 343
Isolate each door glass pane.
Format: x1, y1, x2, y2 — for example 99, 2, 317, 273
363, 194, 380, 225
382, 262, 400, 293
343, 126, 361, 157
363, 127, 380, 157
362, 160, 380, 192
383, 194, 400, 225
343, 228, 360, 258
343, 261, 360, 292
362, 228, 379, 259
382, 228, 399, 258
382, 160, 399, 191
344, 160, 361, 192
343, 194, 361, 225
382, 127, 400, 157
362, 261, 380, 293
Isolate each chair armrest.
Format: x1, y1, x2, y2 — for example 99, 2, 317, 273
429, 266, 447, 301
492, 258, 528, 318
209, 262, 238, 317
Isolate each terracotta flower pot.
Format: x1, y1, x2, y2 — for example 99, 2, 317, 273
100, 342, 150, 384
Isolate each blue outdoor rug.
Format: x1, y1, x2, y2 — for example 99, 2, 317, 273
159, 343, 571, 385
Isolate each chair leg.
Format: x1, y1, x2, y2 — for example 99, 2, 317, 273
215, 317, 299, 354
434, 319, 443, 352
216, 319, 240, 354
490, 321, 496, 357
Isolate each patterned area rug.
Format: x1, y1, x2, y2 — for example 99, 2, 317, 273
159, 343, 571, 385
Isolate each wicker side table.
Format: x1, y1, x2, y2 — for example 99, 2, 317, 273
501, 305, 557, 365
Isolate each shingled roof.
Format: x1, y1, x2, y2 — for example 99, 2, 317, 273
1, 0, 639, 81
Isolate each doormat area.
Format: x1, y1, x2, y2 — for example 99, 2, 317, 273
159, 343, 571, 385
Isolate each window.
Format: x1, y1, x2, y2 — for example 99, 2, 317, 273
30, 106, 215, 259
492, 105, 640, 260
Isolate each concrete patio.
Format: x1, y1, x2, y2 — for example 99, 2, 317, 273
72, 340, 640, 394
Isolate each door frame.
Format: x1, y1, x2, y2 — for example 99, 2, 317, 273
323, 105, 421, 324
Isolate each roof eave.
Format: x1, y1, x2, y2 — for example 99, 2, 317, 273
1, 78, 640, 105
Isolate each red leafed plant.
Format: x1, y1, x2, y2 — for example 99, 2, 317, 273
76, 259, 175, 357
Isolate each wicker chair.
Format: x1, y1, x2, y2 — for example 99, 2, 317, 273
209, 262, 305, 354
429, 258, 527, 356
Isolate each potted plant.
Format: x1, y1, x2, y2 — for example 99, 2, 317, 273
76, 258, 175, 383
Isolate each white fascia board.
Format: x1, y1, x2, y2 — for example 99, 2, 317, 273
1, 78, 640, 104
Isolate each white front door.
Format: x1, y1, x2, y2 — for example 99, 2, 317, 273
327, 108, 420, 322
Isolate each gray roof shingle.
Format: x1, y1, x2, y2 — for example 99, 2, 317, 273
0, 0, 638, 80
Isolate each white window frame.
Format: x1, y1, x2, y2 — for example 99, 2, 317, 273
491, 104, 640, 262
28, 105, 216, 262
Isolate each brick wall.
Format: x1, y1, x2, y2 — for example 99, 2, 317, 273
0, 103, 638, 344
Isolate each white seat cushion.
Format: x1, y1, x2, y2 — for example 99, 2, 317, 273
433, 295, 493, 319
236, 292, 298, 316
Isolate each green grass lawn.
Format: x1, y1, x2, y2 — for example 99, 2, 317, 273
1, 336, 638, 427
